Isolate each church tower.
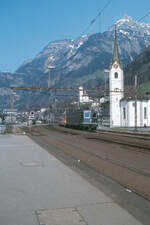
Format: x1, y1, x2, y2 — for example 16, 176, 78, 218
109, 26, 124, 127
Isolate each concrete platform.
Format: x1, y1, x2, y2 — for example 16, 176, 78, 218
0, 135, 146, 225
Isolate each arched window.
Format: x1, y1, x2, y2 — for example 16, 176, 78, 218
114, 72, 118, 79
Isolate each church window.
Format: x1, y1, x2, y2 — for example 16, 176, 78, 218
144, 107, 147, 119
123, 107, 126, 119
114, 72, 118, 79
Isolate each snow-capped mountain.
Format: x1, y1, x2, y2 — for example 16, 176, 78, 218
35, 35, 89, 73
1, 15, 150, 109
110, 15, 150, 62
15, 15, 150, 89
113, 15, 150, 36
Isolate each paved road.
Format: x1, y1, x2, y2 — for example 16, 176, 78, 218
0, 134, 149, 225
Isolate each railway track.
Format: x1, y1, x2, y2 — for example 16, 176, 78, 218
50, 125, 150, 152
89, 130, 150, 152
22, 125, 150, 200
96, 129, 150, 141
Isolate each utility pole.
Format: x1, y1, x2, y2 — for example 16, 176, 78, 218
9, 89, 14, 125
104, 69, 109, 97
134, 75, 138, 131
9, 88, 13, 110
47, 65, 55, 124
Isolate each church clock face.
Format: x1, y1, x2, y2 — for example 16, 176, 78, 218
114, 64, 118, 69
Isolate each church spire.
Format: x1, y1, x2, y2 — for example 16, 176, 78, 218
111, 25, 122, 68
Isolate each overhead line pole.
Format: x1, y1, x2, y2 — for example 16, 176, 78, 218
134, 75, 138, 131
47, 65, 55, 124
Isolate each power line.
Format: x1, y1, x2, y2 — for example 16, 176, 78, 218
137, 11, 150, 22
64, 0, 112, 57
81, 0, 113, 35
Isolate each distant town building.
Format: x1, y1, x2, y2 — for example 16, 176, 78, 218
3, 108, 18, 115
78, 86, 93, 103
3, 108, 18, 124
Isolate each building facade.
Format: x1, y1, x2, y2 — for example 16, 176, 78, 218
109, 28, 124, 127
78, 86, 93, 103
120, 99, 150, 127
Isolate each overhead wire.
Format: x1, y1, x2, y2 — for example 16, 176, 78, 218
137, 11, 150, 22
64, 0, 113, 57
12, 1, 114, 106
81, 0, 113, 36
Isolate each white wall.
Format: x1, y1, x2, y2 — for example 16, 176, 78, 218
148, 100, 150, 126
110, 92, 123, 127
120, 100, 150, 127
109, 62, 124, 127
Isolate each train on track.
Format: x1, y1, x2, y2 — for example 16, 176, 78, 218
60, 109, 98, 130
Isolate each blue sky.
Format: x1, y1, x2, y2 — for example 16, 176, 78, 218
0, 0, 150, 72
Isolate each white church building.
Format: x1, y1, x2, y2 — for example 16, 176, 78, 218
109, 28, 150, 128
78, 86, 93, 103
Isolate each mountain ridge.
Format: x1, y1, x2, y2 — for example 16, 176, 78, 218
15, 15, 150, 88
125, 45, 150, 88
1, 15, 150, 109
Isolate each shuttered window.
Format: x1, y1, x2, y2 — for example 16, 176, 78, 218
144, 107, 147, 119
123, 107, 126, 119
114, 72, 118, 79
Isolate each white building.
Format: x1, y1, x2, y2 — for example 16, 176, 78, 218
109, 28, 124, 127
120, 98, 150, 127
109, 28, 150, 127
78, 86, 93, 103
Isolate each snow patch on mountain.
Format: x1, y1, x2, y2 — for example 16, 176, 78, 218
14, 15, 150, 90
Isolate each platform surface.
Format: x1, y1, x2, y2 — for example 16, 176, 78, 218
0, 134, 146, 225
